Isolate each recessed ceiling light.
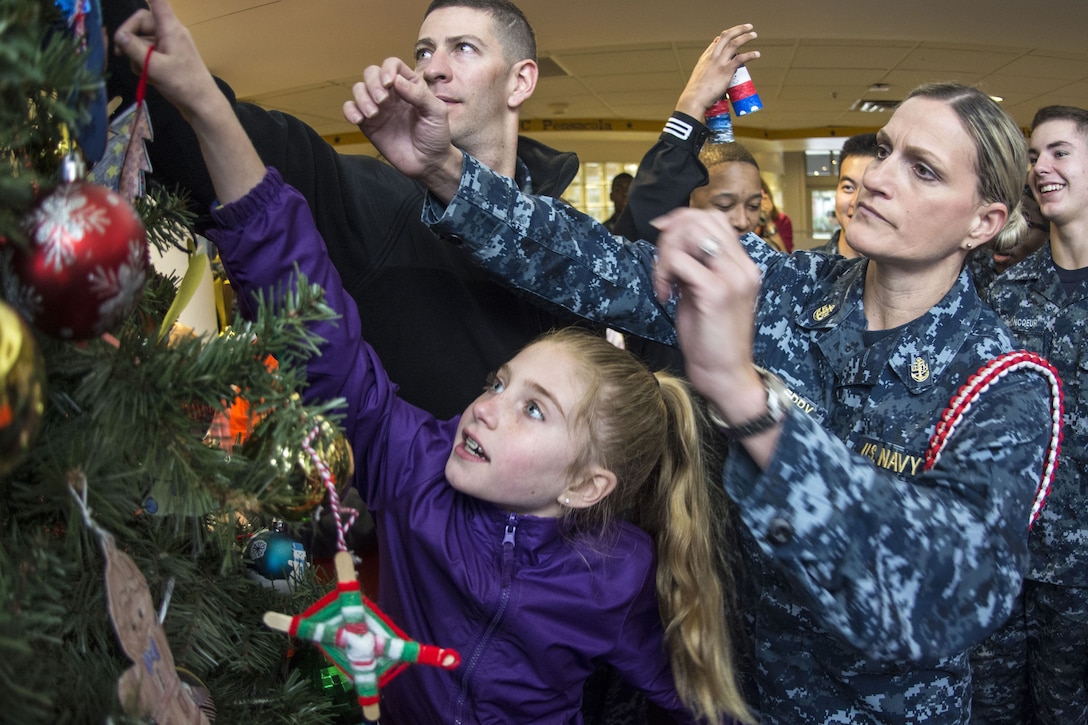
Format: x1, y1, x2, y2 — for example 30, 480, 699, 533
850, 98, 900, 113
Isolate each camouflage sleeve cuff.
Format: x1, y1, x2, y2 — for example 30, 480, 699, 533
723, 409, 846, 564
423, 154, 680, 345
421, 152, 522, 253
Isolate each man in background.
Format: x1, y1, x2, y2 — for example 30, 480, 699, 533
977, 104, 1088, 725
105, 0, 582, 419
603, 172, 633, 231
814, 132, 878, 257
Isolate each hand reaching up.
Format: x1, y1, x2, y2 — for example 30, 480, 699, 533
112, 0, 264, 203
652, 208, 768, 431
343, 59, 464, 203
112, 0, 219, 124
676, 24, 760, 120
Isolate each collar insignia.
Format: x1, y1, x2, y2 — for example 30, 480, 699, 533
813, 304, 836, 321
910, 357, 930, 382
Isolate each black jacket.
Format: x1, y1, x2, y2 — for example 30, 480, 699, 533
132, 80, 582, 418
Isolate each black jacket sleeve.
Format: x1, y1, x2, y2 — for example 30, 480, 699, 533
612, 112, 710, 244
610, 112, 709, 375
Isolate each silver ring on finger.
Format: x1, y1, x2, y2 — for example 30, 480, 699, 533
698, 236, 722, 258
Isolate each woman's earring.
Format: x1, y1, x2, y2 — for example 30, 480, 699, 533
564, 497, 571, 506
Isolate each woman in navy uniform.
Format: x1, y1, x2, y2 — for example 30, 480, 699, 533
354, 71, 1058, 723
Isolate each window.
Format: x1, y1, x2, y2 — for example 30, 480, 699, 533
805, 150, 839, 177
810, 189, 837, 240
563, 162, 639, 222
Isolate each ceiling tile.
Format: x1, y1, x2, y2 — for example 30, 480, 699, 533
552, 47, 681, 76
899, 45, 1021, 73
790, 42, 914, 70
996, 53, 1088, 81
189, 0, 1088, 147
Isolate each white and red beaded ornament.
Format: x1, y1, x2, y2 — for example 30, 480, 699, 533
924, 350, 1063, 529
11, 152, 148, 341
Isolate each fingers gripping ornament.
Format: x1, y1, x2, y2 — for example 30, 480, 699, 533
263, 552, 461, 721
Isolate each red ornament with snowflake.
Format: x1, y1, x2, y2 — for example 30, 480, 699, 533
12, 154, 148, 341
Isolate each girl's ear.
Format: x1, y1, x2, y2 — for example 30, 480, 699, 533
559, 467, 617, 509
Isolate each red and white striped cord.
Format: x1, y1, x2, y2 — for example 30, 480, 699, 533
924, 350, 1063, 528
302, 424, 357, 552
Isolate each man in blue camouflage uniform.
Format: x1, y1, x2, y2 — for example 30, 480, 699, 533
813, 133, 879, 258
982, 105, 1088, 724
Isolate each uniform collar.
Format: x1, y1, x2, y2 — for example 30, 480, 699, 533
1000, 242, 1088, 304
798, 262, 984, 394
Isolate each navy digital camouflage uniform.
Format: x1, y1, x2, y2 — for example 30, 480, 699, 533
812, 229, 844, 256
981, 244, 1088, 724
422, 154, 1055, 724
965, 247, 999, 295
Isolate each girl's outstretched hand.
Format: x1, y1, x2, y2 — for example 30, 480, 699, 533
112, 0, 220, 124
113, 0, 265, 203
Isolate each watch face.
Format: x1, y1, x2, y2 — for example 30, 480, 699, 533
764, 370, 792, 418
707, 368, 792, 439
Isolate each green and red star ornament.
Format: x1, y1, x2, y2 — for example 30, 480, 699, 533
263, 551, 461, 721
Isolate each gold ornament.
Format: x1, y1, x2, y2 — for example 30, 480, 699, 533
0, 301, 46, 475
244, 416, 354, 520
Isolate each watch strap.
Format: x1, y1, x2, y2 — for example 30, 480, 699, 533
707, 367, 790, 439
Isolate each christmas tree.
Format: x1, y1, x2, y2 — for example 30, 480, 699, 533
1, 1, 361, 721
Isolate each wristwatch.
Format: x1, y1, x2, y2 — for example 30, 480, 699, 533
707, 366, 792, 439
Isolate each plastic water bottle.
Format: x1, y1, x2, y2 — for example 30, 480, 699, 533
704, 65, 763, 144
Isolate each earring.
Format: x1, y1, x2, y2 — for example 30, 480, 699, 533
564, 497, 570, 505
966, 242, 973, 250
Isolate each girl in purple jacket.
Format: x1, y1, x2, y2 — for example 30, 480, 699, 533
115, 2, 751, 723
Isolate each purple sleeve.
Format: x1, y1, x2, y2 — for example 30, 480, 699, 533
207, 168, 453, 506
